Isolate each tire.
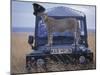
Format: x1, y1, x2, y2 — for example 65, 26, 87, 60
26, 63, 32, 73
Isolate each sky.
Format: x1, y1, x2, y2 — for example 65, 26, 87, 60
12, 1, 96, 30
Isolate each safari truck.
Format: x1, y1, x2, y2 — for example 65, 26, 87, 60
26, 3, 93, 72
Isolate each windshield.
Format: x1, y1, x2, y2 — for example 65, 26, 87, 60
38, 20, 75, 37
38, 20, 48, 37
37, 19, 81, 46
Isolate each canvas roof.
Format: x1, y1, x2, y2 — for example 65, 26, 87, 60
46, 6, 85, 17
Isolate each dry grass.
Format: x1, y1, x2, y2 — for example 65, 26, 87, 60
88, 32, 96, 63
11, 32, 32, 73
11, 31, 96, 74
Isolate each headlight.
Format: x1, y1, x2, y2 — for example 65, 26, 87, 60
79, 45, 86, 51
31, 57, 35, 60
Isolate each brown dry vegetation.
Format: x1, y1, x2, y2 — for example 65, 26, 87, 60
11, 32, 96, 74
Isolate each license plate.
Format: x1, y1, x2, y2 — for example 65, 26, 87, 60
50, 48, 72, 54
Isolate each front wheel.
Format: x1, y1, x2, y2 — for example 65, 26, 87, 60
26, 62, 32, 73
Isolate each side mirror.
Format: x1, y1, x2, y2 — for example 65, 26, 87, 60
28, 35, 34, 49
28, 35, 34, 44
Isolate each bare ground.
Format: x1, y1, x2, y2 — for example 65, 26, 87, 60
11, 32, 96, 74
